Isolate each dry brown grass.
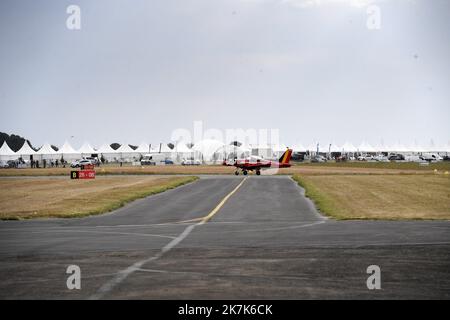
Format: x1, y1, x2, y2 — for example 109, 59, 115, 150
293, 174, 450, 220
0, 163, 445, 177
0, 176, 197, 220
285, 166, 439, 176
0, 165, 235, 176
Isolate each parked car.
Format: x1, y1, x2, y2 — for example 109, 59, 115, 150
162, 159, 174, 165
357, 155, 374, 161
291, 152, 305, 161
388, 154, 405, 161
0, 160, 9, 168
335, 155, 348, 162
140, 155, 156, 166
373, 154, 389, 162
181, 159, 201, 165
84, 157, 99, 165
421, 153, 443, 162
70, 159, 94, 168
7, 160, 19, 168
405, 155, 425, 163
311, 155, 327, 163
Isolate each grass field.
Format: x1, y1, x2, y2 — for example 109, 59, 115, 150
0, 165, 235, 176
293, 161, 450, 171
1, 161, 449, 177
2, 162, 449, 221
293, 174, 450, 220
0, 176, 197, 220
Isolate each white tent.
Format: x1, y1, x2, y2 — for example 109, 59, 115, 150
213, 144, 250, 162
0, 141, 17, 160
36, 143, 58, 160
192, 139, 224, 163
135, 142, 151, 154
292, 143, 306, 153
406, 142, 424, 153
317, 143, 334, 153
148, 143, 171, 153
97, 143, 116, 154
358, 142, 376, 153
273, 143, 287, 152
272, 143, 288, 158
149, 145, 160, 153
173, 142, 192, 153
239, 143, 252, 154
173, 142, 194, 163
116, 143, 135, 153
97, 143, 117, 161
329, 143, 342, 153
143, 143, 174, 162
423, 140, 447, 153
16, 141, 36, 159
390, 143, 410, 153
58, 141, 79, 160
77, 142, 96, 156
435, 143, 448, 153
162, 144, 174, 153
115, 143, 138, 161
161, 144, 175, 160
341, 142, 357, 153
306, 143, 319, 154
373, 142, 389, 152
250, 143, 273, 158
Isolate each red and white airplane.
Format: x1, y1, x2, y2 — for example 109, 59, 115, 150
223, 149, 293, 175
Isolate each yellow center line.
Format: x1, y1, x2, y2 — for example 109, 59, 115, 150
199, 177, 248, 225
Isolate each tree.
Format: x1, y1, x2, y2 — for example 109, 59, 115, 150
0, 132, 37, 152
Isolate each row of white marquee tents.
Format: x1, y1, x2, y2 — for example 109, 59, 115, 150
0, 141, 185, 161
289, 141, 450, 154
1, 139, 449, 162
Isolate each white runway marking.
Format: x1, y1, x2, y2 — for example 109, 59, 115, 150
89, 223, 197, 300
90, 178, 247, 300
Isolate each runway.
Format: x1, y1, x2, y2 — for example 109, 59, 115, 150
0, 176, 449, 299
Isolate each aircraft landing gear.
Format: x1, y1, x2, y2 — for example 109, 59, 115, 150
256, 170, 261, 176
242, 170, 248, 176
234, 171, 239, 175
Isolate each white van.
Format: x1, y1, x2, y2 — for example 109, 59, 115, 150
140, 153, 166, 165
421, 153, 443, 162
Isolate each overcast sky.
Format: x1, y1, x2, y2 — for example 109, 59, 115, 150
0, 0, 449, 148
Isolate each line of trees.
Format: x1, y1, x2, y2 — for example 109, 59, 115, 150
0, 132, 36, 152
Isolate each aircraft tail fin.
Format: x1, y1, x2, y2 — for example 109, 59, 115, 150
278, 149, 293, 165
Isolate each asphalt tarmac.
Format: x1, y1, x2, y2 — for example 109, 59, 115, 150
0, 175, 449, 299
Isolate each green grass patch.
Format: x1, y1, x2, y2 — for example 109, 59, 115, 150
0, 176, 198, 220
293, 161, 450, 171
293, 175, 342, 219
292, 174, 450, 220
